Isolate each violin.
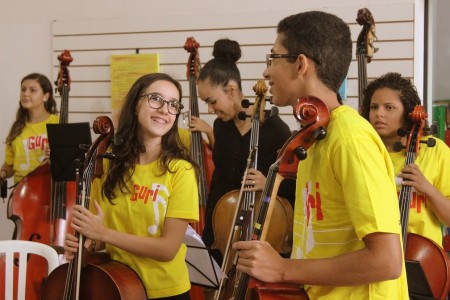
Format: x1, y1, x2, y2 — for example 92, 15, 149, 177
0, 50, 78, 300
396, 105, 450, 300
212, 80, 294, 300
232, 95, 330, 300
356, 8, 378, 111
40, 116, 147, 300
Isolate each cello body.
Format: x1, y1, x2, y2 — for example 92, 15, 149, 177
40, 252, 147, 300
248, 279, 309, 300
212, 190, 293, 257
406, 233, 450, 300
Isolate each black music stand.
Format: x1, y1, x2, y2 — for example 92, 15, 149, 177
405, 260, 435, 300
47, 123, 92, 181
184, 225, 223, 288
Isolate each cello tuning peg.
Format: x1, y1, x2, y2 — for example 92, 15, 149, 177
238, 111, 250, 120
313, 127, 327, 141
294, 146, 307, 161
266, 96, 273, 104
270, 106, 279, 116
421, 137, 436, 147
396, 128, 408, 137
241, 99, 252, 108
78, 144, 91, 152
428, 123, 438, 136
101, 152, 116, 160
393, 141, 405, 152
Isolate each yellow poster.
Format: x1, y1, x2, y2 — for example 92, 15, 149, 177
110, 53, 159, 124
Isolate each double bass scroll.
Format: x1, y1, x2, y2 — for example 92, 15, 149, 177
356, 8, 378, 112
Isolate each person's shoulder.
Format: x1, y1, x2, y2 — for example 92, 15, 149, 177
48, 114, 59, 123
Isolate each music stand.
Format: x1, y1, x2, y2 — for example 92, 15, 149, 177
47, 123, 92, 181
405, 260, 434, 300
184, 225, 223, 289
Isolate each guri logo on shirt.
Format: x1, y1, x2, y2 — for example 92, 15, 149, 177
397, 190, 426, 213
304, 181, 323, 224
131, 183, 162, 204
26, 135, 48, 150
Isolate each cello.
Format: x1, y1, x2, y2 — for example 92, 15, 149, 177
232, 95, 330, 300
184, 36, 214, 234
396, 105, 450, 300
0, 50, 78, 300
356, 8, 378, 112
213, 81, 296, 300
40, 116, 147, 300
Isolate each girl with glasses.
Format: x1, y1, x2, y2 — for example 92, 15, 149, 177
63, 73, 200, 300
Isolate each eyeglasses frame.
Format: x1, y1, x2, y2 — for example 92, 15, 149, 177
266, 53, 321, 68
140, 93, 184, 115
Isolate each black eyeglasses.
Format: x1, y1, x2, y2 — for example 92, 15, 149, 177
266, 53, 321, 68
140, 93, 184, 115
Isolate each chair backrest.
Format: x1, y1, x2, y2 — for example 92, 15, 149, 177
0, 240, 59, 300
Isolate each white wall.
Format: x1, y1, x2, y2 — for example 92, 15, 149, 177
0, 0, 423, 239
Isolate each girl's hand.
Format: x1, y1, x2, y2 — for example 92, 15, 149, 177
243, 168, 267, 192
71, 200, 105, 241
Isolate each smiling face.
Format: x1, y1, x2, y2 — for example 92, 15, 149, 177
263, 34, 303, 108
198, 79, 240, 122
137, 80, 180, 141
369, 87, 405, 142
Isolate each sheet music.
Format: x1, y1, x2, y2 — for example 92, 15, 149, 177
184, 225, 223, 288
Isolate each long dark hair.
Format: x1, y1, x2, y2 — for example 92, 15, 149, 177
6, 73, 57, 144
103, 73, 199, 200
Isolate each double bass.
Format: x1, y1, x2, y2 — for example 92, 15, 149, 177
396, 105, 450, 300
0, 50, 78, 300
356, 7, 378, 112
40, 116, 147, 300
232, 95, 330, 300
184, 36, 214, 234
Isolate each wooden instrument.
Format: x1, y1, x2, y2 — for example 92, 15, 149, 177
0, 50, 78, 300
231, 96, 330, 300
356, 8, 378, 111
212, 81, 293, 300
184, 36, 214, 234
40, 116, 147, 300
397, 105, 450, 300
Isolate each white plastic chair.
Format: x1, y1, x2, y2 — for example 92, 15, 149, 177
0, 240, 59, 300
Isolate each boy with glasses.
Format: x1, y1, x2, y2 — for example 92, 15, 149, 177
233, 11, 408, 299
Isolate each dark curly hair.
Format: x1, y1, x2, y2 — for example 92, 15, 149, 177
361, 72, 421, 130
6, 73, 57, 144
102, 73, 199, 201
197, 38, 242, 91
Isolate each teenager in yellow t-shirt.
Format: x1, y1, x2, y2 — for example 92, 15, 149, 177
63, 73, 199, 299
0, 73, 58, 185
362, 72, 450, 247
233, 11, 408, 299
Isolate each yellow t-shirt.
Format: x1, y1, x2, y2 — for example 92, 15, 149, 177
390, 137, 450, 246
4, 114, 59, 183
178, 127, 191, 149
292, 105, 409, 299
90, 158, 199, 299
